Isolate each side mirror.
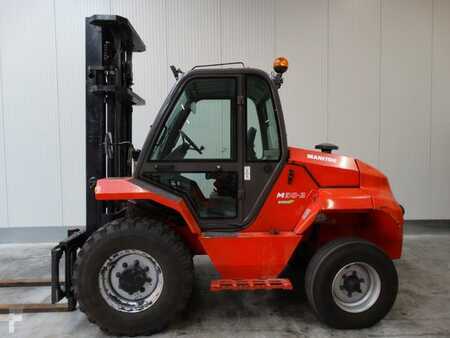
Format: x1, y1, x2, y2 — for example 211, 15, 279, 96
170, 65, 183, 80
131, 149, 141, 161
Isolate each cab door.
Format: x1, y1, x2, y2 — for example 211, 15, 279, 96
139, 76, 245, 228
242, 74, 286, 223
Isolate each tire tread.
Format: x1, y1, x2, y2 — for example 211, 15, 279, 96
305, 237, 397, 329
73, 216, 193, 336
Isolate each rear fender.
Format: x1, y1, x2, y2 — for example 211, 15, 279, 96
294, 188, 373, 234
294, 188, 403, 259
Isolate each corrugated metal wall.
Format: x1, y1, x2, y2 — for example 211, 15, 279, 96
0, 0, 449, 227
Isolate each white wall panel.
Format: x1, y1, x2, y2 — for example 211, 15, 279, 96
328, 0, 380, 166
165, 0, 221, 85
0, 0, 449, 227
111, 0, 168, 148
54, 0, 110, 227
379, 0, 433, 219
0, 49, 7, 226
221, 0, 275, 73
0, 0, 62, 226
431, 0, 450, 218
275, 0, 328, 149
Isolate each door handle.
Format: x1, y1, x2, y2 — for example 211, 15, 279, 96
153, 164, 175, 171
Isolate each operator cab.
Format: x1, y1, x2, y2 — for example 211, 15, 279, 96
136, 61, 289, 229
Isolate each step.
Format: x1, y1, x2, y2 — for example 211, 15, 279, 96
210, 278, 293, 291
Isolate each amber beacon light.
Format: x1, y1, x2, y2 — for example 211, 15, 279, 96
273, 57, 289, 74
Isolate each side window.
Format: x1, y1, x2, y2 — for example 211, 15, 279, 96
246, 98, 263, 158
181, 99, 231, 159
149, 78, 236, 161
246, 76, 281, 161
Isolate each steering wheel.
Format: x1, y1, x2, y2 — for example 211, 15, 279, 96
179, 130, 204, 154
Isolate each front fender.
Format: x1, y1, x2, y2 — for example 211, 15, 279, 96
95, 177, 201, 234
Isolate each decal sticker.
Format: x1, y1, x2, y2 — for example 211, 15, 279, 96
244, 166, 251, 181
306, 153, 337, 163
276, 191, 306, 204
278, 199, 295, 205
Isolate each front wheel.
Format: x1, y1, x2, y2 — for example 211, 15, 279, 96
73, 217, 193, 336
305, 238, 398, 329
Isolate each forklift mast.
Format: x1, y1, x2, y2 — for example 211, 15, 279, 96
85, 15, 145, 231
0, 15, 146, 314
50, 15, 146, 310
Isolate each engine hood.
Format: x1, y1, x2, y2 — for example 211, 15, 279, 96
288, 147, 360, 187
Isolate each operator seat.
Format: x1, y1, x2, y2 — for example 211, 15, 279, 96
247, 127, 257, 160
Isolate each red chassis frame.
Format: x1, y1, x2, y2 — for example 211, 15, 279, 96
95, 147, 403, 280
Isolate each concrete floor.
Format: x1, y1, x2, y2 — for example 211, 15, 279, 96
0, 223, 449, 338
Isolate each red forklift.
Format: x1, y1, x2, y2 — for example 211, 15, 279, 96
1, 15, 404, 336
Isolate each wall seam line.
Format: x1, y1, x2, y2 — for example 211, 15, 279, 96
428, 0, 434, 218
0, 46, 10, 226
163, 0, 169, 90
273, 0, 276, 57
52, 0, 64, 226
377, 0, 383, 167
325, 0, 331, 141
218, 0, 223, 64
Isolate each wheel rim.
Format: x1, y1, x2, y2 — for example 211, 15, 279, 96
331, 261, 381, 313
98, 249, 164, 313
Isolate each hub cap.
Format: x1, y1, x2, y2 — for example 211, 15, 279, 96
98, 249, 164, 313
331, 262, 381, 313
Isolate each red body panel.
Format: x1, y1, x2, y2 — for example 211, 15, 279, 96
95, 146, 404, 279
289, 147, 360, 187
199, 232, 301, 278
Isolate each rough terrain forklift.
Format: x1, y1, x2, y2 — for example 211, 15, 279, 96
1, 15, 404, 336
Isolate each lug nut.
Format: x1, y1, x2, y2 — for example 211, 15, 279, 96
144, 266, 149, 272
116, 272, 121, 278
135, 260, 140, 266
122, 262, 128, 268
140, 287, 145, 292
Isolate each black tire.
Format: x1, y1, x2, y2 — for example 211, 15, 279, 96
305, 238, 398, 329
73, 217, 193, 336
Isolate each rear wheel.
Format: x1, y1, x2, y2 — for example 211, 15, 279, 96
73, 217, 193, 336
305, 238, 398, 329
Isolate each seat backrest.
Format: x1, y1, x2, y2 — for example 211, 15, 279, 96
247, 127, 257, 160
